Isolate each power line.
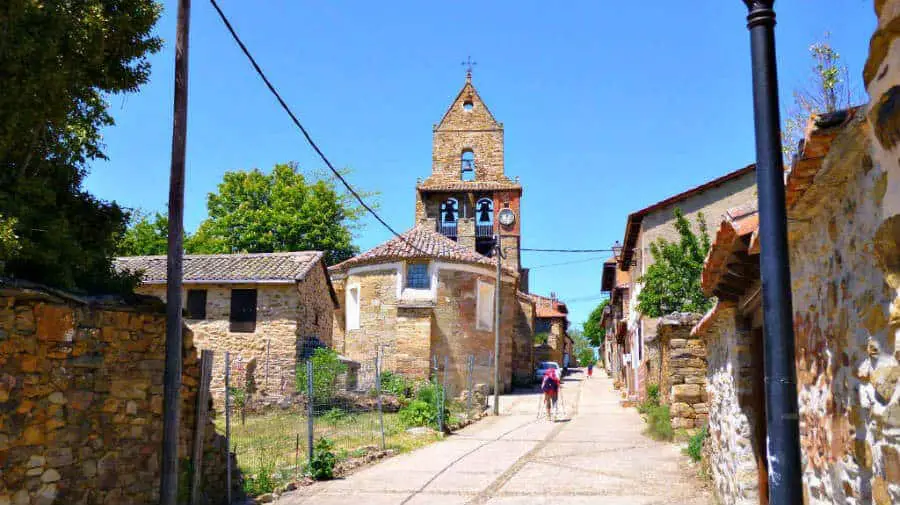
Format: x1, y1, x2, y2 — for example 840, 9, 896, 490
521, 248, 614, 253
208, 0, 427, 255
527, 256, 606, 269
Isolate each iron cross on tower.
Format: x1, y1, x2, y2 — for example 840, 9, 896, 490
461, 56, 477, 80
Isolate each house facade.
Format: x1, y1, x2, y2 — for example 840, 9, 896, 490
530, 293, 572, 367
609, 165, 757, 401
115, 251, 338, 402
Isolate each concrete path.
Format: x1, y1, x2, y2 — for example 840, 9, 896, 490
280, 370, 712, 505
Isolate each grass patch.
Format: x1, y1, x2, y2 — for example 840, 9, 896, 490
684, 426, 708, 462
214, 409, 442, 496
637, 384, 673, 441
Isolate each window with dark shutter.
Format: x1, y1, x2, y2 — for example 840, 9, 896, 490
186, 289, 207, 319
230, 289, 257, 333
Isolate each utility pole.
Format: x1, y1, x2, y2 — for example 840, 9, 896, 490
493, 234, 502, 415
740, 2, 803, 503
160, 0, 191, 503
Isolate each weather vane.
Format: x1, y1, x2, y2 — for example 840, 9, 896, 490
461, 56, 477, 80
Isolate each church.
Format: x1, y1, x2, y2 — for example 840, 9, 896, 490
329, 70, 539, 393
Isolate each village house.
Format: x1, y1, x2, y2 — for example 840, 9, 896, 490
694, 100, 900, 505
601, 257, 631, 388
609, 165, 757, 401
530, 293, 573, 368
330, 71, 537, 393
115, 251, 338, 401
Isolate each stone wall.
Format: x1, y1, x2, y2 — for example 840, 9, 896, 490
787, 111, 899, 504
513, 295, 535, 384
699, 303, 764, 505
0, 283, 230, 505
656, 313, 706, 430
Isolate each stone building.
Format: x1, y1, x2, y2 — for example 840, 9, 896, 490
330, 72, 538, 393
530, 293, 572, 367
0, 280, 231, 505
611, 164, 757, 401
329, 227, 532, 393
694, 103, 899, 504
115, 252, 338, 401
600, 257, 630, 388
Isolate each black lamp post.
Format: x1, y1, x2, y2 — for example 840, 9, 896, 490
740, 2, 803, 503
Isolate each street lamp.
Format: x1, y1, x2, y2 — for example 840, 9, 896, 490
740, 2, 802, 503
611, 240, 623, 262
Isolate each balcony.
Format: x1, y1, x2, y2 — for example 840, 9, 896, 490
475, 223, 494, 238
439, 223, 457, 240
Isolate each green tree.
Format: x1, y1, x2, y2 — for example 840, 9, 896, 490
583, 299, 609, 347
0, 0, 162, 292
186, 163, 360, 264
782, 34, 860, 163
636, 208, 713, 318
0, 215, 21, 274
117, 211, 169, 256
569, 328, 595, 367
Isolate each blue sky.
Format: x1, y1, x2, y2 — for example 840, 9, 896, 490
85, 1, 876, 326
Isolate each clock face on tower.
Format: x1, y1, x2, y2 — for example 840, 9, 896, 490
498, 208, 516, 227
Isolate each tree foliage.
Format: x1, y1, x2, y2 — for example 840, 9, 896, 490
636, 208, 713, 318
583, 299, 609, 347
782, 34, 860, 163
117, 211, 169, 256
186, 163, 360, 264
0, 0, 161, 292
569, 328, 596, 367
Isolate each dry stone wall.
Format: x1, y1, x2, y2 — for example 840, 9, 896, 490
0, 284, 229, 505
657, 313, 707, 430
701, 303, 763, 505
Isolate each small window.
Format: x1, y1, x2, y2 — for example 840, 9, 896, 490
476, 280, 494, 331
186, 289, 207, 319
229, 289, 257, 333
346, 285, 360, 331
463, 100, 473, 111
461, 150, 475, 181
406, 262, 430, 289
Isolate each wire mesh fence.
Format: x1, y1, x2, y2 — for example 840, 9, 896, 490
213, 343, 495, 497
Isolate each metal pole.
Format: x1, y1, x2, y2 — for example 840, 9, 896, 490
224, 352, 232, 505
306, 359, 314, 464
376, 346, 386, 450
741, 2, 802, 503
160, 2, 190, 502
442, 356, 449, 431
493, 234, 502, 415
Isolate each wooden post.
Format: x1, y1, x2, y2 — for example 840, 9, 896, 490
190, 350, 213, 505
225, 352, 232, 505
160, 0, 191, 503
306, 359, 314, 464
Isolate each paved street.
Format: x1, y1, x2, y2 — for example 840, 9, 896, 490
280, 370, 712, 505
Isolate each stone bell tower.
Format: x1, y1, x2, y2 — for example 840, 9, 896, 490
415, 68, 523, 275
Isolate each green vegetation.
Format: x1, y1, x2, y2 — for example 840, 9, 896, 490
1, 0, 161, 293
380, 371, 415, 399
583, 299, 609, 347
399, 400, 436, 428
636, 208, 713, 318
685, 426, 709, 463
229, 387, 248, 426
638, 384, 673, 441
295, 348, 348, 403
307, 438, 337, 480
116, 211, 170, 257
0, 215, 20, 273
243, 458, 278, 496
533, 332, 550, 345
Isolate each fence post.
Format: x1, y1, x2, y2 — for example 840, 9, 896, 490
306, 359, 314, 464
442, 356, 449, 432
466, 355, 474, 418
376, 346, 386, 450
295, 433, 300, 479
224, 352, 232, 505
265, 338, 270, 390
190, 350, 213, 505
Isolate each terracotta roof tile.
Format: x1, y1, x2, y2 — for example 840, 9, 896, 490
330, 226, 516, 274
700, 201, 759, 296
115, 251, 325, 283
528, 294, 569, 319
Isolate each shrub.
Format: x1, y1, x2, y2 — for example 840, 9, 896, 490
381, 371, 414, 399
399, 400, 437, 428
645, 404, 674, 441
295, 348, 347, 403
320, 407, 350, 424
534, 332, 549, 345
686, 426, 708, 462
647, 384, 660, 405
307, 438, 337, 480
243, 460, 277, 496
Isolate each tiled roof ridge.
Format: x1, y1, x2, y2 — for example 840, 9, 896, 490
120, 251, 322, 261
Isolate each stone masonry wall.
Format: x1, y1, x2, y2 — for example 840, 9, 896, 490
787, 112, 899, 504
139, 283, 305, 403
513, 296, 535, 384
657, 313, 707, 430
701, 303, 763, 505
0, 284, 229, 505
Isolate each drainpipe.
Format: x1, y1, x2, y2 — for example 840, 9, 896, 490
740, 2, 803, 503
